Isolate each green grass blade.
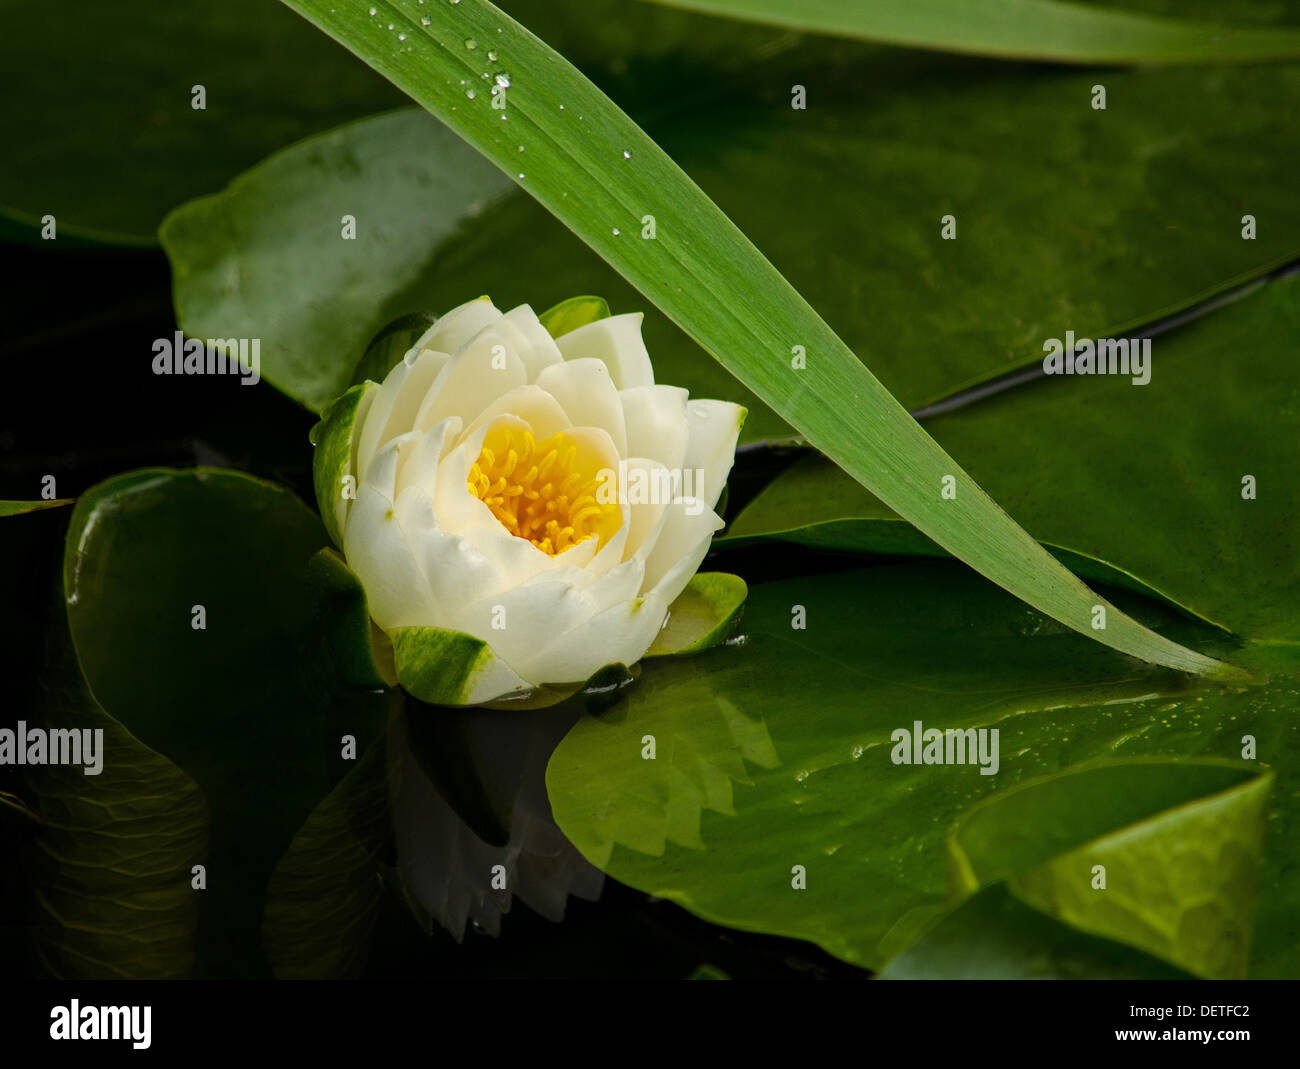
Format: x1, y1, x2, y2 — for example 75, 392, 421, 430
279, 0, 1240, 679
639, 0, 1300, 65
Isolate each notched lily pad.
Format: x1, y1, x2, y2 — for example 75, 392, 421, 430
945, 759, 1272, 979
646, 572, 747, 658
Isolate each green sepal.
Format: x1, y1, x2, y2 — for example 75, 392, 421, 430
310, 381, 375, 550
538, 294, 611, 338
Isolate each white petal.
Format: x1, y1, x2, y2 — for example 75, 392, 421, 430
576, 557, 646, 615
641, 502, 725, 600
431, 415, 528, 533
394, 416, 463, 500
512, 593, 670, 684
462, 384, 571, 442
681, 399, 745, 511
615, 456, 673, 562
414, 324, 529, 432
410, 296, 502, 356
395, 485, 509, 617
355, 358, 413, 485
344, 432, 435, 630
534, 357, 628, 456
621, 385, 690, 472
555, 312, 654, 390
502, 304, 564, 382
450, 580, 595, 675
373, 347, 452, 451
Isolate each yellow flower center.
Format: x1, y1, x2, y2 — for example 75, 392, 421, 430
467, 426, 619, 556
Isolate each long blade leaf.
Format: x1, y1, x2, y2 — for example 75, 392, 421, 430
639, 0, 1300, 65
279, 0, 1240, 679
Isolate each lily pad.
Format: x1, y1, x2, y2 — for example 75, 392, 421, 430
162, 23, 1300, 426
727, 276, 1300, 641
62, 467, 388, 977
546, 561, 1299, 975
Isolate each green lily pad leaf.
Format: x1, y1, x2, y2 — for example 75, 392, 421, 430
349, 312, 440, 388
878, 884, 1195, 980
728, 276, 1300, 641
310, 382, 375, 550
62, 467, 388, 977
303, 548, 387, 691
165, 21, 1300, 428
645, 572, 748, 658
390, 626, 533, 707
0, 499, 73, 517
948, 760, 1272, 979
538, 295, 611, 339
546, 561, 1300, 975
19, 607, 207, 979
263, 743, 392, 980
160, 110, 514, 412
0, 0, 407, 244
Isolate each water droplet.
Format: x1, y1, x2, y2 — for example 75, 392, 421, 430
466, 88, 476, 99
387, 23, 395, 30
487, 50, 499, 62
397, 32, 407, 41
612, 227, 620, 236
622, 149, 631, 159
558, 103, 565, 110
368, 5, 376, 13
494, 72, 511, 88
517, 172, 525, 179
499, 114, 508, 121
851, 745, 864, 759
421, 16, 431, 25
465, 37, 478, 49
517, 144, 525, 152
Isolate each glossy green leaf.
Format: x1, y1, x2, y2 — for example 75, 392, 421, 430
0, 0, 407, 244
948, 760, 1271, 978
62, 467, 387, 977
645, 572, 747, 658
0, 500, 73, 517
278, 0, 1238, 681
639, 0, 1300, 65
159, 109, 514, 411
538, 295, 611, 338
728, 277, 1300, 642
878, 884, 1196, 980
263, 744, 392, 979
303, 548, 389, 691
18, 609, 207, 979
546, 561, 1300, 975
162, 43, 1300, 428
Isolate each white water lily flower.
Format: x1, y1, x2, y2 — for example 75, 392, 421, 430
315, 296, 746, 705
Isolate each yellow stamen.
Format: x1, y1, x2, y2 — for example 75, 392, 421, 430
467, 426, 620, 555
